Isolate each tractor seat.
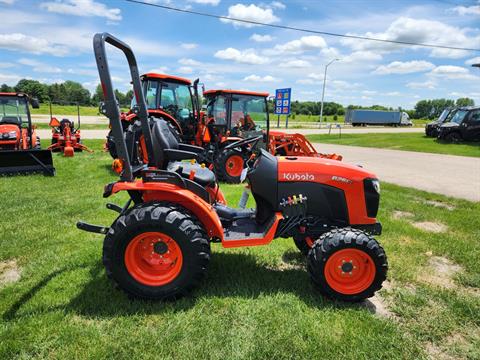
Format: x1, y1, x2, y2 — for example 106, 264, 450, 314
167, 162, 215, 187
151, 119, 216, 187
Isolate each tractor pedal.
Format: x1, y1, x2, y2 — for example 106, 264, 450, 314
76, 221, 109, 234
106, 203, 122, 213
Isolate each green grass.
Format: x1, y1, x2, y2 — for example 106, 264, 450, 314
30, 104, 129, 116
308, 133, 480, 158
0, 141, 479, 359
33, 123, 109, 130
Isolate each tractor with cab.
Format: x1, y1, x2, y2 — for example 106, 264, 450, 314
0, 92, 54, 175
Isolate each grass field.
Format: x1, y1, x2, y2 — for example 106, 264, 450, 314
1, 140, 479, 359
33, 123, 109, 130
308, 133, 480, 158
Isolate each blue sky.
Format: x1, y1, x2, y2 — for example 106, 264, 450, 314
0, 0, 479, 109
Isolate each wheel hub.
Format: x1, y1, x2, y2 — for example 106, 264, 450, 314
153, 241, 168, 255
341, 261, 353, 273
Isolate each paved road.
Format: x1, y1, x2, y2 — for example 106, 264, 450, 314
314, 143, 480, 202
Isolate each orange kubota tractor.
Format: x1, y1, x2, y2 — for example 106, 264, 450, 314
0, 92, 55, 175
48, 102, 92, 156
197, 89, 342, 183
104, 73, 198, 159
78, 33, 387, 303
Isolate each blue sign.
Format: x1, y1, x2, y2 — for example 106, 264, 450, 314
274, 88, 292, 115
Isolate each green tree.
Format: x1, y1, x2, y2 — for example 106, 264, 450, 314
14, 79, 49, 102
456, 97, 475, 107
0, 84, 14, 92
62, 80, 91, 105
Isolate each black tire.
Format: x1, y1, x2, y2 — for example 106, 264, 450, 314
214, 148, 247, 184
34, 136, 41, 150
293, 234, 315, 256
307, 228, 387, 302
445, 132, 462, 143
103, 202, 211, 300
106, 130, 117, 159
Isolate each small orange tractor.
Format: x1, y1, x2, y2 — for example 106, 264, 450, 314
47, 103, 92, 156
197, 89, 342, 182
0, 92, 55, 175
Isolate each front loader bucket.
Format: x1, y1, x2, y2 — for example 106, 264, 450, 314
0, 150, 55, 176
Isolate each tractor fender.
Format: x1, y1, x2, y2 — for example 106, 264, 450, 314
107, 180, 224, 240
220, 136, 243, 145
148, 110, 183, 135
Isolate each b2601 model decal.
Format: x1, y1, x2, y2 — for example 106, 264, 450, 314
282, 173, 315, 181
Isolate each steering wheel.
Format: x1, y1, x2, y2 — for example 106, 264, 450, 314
164, 104, 178, 114
223, 135, 263, 151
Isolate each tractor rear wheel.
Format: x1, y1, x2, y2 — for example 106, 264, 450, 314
106, 130, 117, 159
307, 228, 387, 302
215, 148, 246, 184
103, 202, 210, 300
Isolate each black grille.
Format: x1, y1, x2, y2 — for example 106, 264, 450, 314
363, 178, 380, 218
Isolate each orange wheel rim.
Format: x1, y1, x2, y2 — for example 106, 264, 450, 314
125, 232, 183, 286
324, 248, 376, 295
225, 154, 244, 177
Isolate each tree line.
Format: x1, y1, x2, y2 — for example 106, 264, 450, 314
1, 79, 475, 119
0, 79, 133, 107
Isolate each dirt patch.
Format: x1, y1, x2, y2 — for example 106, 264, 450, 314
425, 342, 456, 360
268, 252, 305, 271
0, 259, 21, 287
413, 221, 448, 233
361, 280, 398, 320
392, 210, 414, 220
419, 256, 462, 289
423, 200, 455, 211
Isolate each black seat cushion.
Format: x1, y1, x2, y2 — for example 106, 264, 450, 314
151, 119, 180, 168
167, 162, 215, 187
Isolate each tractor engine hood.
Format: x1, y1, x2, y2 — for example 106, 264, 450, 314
277, 156, 377, 185
0, 124, 20, 139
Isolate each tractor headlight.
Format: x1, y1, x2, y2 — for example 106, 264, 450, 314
371, 179, 380, 194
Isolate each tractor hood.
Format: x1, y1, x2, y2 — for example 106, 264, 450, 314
277, 156, 377, 184
0, 123, 20, 138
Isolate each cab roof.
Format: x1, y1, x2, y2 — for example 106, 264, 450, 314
141, 73, 191, 85
0, 92, 27, 97
203, 89, 269, 98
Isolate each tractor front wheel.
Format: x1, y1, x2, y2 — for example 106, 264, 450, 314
307, 228, 387, 302
215, 149, 246, 184
103, 202, 210, 300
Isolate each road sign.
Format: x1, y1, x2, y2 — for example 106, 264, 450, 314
274, 88, 291, 115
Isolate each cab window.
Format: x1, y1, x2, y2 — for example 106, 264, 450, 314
230, 95, 267, 130
207, 96, 227, 126
145, 81, 158, 109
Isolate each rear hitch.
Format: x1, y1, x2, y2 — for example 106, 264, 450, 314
77, 221, 109, 234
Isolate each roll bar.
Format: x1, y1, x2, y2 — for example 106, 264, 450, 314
93, 32, 156, 181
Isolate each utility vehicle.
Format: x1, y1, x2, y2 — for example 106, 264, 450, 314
0, 92, 55, 175
437, 106, 480, 142
425, 107, 454, 137
78, 33, 387, 302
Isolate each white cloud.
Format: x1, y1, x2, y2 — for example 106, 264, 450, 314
250, 34, 274, 42
450, 4, 480, 16
243, 74, 277, 82
188, 0, 220, 5
40, 0, 122, 22
18, 58, 62, 73
386, 91, 401, 96
177, 66, 194, 74
0, 0, 15, 4
181, 43, 198, 50
341, 17, 479, 59
179, 58, 201, 66
429, 65, 479, 80
214, 47, 269, 64
221, 4, 279, 28
270, 1, 285, 9
406, 80, 437, 89
148, 66, 170, 74
0, 62, 15, 69
465, 56, 480, 66
278, 59, 311, 68
0, 72, 21, 85
271, 36, 327, 54
373, 60, 435, 75
0, 33, 69, 56
343, 51, 382, 63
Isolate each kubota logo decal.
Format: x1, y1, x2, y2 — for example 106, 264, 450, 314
282, 173, 315, 181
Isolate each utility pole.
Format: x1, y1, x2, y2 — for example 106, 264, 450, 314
319, 58, 340, 124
